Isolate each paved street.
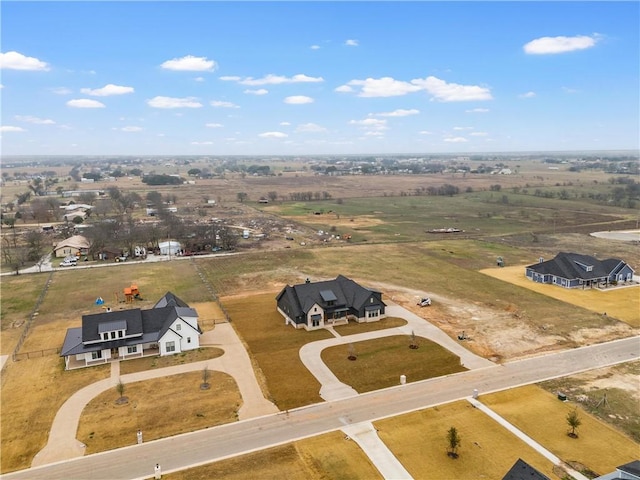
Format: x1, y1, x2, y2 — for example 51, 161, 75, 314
3, 335, 638, 480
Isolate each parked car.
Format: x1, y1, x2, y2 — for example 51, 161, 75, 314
60, 258, 77, 267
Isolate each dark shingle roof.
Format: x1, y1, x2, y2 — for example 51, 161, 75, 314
277, 275, 383, 319
618, 460, 640, 477
154, 291, 189, 308
526, 252, 628, 281
502, 458, 550, 480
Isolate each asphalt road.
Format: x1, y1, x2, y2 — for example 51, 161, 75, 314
3, 336, 638, 480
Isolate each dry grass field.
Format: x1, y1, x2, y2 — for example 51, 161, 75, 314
0, 356, 110, 473
481, 265, 640, 327
538, 361, 640, 443
480, 385, 639, 476
221, 292, 334, 410
321, 335, 467, 393
164, 430, 382, 480
374, 400, 557, 479
77, 371, 242, 454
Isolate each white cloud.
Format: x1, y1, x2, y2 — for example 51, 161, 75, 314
210, 100, 240, 108
419, 130, 434, 135
258, 131, 288, 138
339, 75, 492, 101
524, 34, 600, 54
466, 108, 489, 113
0, 84, 3, 89
0, 126, 26, 132
120, 126, 143, 132
334, 85, 354, 93
67, 99, 106, 108
0, 51, 50, 71
219, 76, 241, 81
279, 121, 291, 126
191, 141, 214, 145
562, 86, 579, 94
50, 87, 72, 95
350, 118, 388, 131
224, 73, 324, 86
519, 91, 536, 98
374, 109, 420, 117
15, 115, 55, 125
81, 84, 134, 96
340, 77, 422, 97
345, 39, 359, 46
161, 55, 217, 71
296, 123, 327, 133
284, 95, 314, 104
244, 88, 268, 95
310, 45, 321, 50
470, 131, 488, 136
412, 76, 493, 102
194, 77, 205, 82
453, 126, 473, 131
205, 123, 224, 128
364, 131, 384, 136
444, 136, 468, 143
147, 96, 202, 108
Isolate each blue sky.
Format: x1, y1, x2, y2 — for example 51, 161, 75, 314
1, 1, 638, 156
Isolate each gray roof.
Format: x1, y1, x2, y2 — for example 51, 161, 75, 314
526, 252, 631, 281
619, 460, 640, 477
502, 458, 550, 480
276, 275, 384, 318
154, 291, 189, 308
61, 292, 200, 357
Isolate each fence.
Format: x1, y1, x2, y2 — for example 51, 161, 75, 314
190, 258, 231, 323
11, 271, 55, 362
13, 348, 59, 361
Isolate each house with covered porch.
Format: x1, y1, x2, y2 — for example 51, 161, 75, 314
276, 275, 386, 330
525, 252, 635, 289
60, 292, 201, 369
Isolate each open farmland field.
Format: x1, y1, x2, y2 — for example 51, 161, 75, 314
164, 430, 382, 480
481, 265, 640, 326
0, 273, 51, 355
480, 385, 639, 476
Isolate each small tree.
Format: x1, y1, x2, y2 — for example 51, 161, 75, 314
348, 343, 357, 361
201, 365, 211, 390
115, 379, 127, 404
446, 426, 461, 458
566, 408, 581, 438
409, 330, 418, 349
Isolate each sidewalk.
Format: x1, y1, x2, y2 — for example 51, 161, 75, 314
31, 322, 278, 467
467, 397, 589, 480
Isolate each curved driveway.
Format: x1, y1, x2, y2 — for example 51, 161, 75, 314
31, 323, 278, 467
300, 305, 494, 401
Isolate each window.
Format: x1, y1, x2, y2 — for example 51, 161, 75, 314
118, 331, 124, 338
187, 337, 191, 344
127, 346, 137, 354
91, 350, 102, 360
176, 324, 181, 331
110, 331, 116, 339
367, 310, 379, 318
166, 341, 176, 353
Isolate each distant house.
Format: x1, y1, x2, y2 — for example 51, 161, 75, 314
60, 292, 201, 370
525, 252, 635, 289
594, 460, 640, 480
159, 240, 182, 256
53, 235, 90, 258
502, 458, 550, 480
276, 275, 386, 330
